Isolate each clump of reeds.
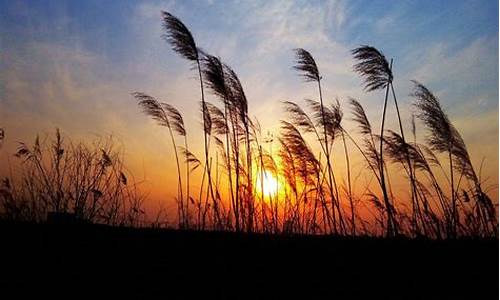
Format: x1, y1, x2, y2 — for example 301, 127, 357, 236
1, 10, 496, 238
0, 130, 146, 226
412, 81, 497, 237
292, 48, 346, 234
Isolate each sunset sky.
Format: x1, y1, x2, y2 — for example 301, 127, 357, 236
1, 0, 498, 214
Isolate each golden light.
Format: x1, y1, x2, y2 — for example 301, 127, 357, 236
257, 171, 279, 197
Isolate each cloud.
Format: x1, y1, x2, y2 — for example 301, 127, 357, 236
403, 36, 498, 118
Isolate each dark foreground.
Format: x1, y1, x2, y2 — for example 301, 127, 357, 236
0, 222, 497, 299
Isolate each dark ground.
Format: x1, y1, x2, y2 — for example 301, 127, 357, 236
0, 221, 497, 299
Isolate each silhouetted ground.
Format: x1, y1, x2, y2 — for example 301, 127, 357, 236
0, 221, 497, 299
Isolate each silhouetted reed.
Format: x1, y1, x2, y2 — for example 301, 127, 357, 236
132, 92, 195, 228
161, 11, 217, 228
352, 45, 398, 236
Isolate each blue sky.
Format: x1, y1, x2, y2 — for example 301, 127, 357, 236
0, 0, 498, 205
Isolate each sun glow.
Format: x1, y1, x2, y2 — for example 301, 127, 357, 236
257, 171, 279, 197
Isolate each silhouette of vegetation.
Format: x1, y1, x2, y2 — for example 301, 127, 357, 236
0, 11, 497, 239
0, 130, 148, 226
161, 11, 217, 231
351, 45, 398, 236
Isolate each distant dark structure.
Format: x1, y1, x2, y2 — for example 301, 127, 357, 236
46, 212, 87, 225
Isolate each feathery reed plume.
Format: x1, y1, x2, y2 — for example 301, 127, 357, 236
349, 98, 381, 182
283, 101, 316, 133
411, 82, 456, 160
293, 48, 320, 82
206, 102, 228, 135
452, 139, 495, 234
293, 48, 343, 234
350, 98, 373, 136
224, 64, 248, 118
161, 11, 198, 62
280, 120, 329, 232
384, 131, 421, 170
330, 100, 344, 137
179, 146, 201, 172
385, 131, 449, 236
352, 45, 396, 236
132, 92, 170, 127
383, 130, 430, 233
203, 55, 230, 102
279, 122, 320, 183
132, 92, 186, 227
162, 103, 186, 137
162, 102, 199, 227
305, 99, 341, 141
352, 45, 393, 92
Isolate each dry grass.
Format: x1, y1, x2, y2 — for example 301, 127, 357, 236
0, 11, 497, 239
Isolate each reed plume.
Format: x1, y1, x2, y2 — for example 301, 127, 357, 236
352, 45, 396, 236
383, 130, 436, 235
280, 121, 323, 232
161, 11, 198, 62
132, 92, 186, 227
352, 46, 393, 92
293, 48, 344, 234
349, 98, 381, 183
293, 48, 320, 82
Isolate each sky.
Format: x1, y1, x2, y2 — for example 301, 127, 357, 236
0, 0, 498, 215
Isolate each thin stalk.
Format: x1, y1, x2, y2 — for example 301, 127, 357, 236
449, 149, 456, 237
341, 129, 355, 235
184, 136, 190, 228
378, 60, 396, 237
318, 79, 339, 235
390, 81, 420, 236
165, 125, 183, 228
196, 59, 217, 227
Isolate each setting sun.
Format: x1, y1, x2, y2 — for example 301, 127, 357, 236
257, 171, 279, 197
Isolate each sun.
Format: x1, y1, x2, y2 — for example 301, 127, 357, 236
257, 171, 279, 197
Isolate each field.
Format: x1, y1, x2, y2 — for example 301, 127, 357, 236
1, 221, 497, 299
